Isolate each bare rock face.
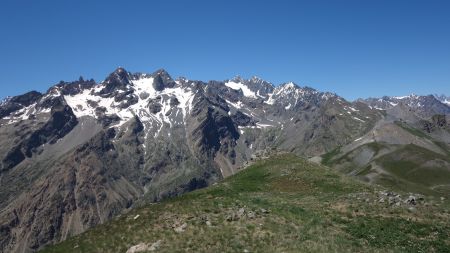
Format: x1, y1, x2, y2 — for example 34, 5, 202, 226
0, 67, 447, 252
2, 100, 78, 172
231, 111, 256, 127
151, 69, 176, 91
97, 67, 131, 96
421, 114, 448, 133
0, 91, 42, 119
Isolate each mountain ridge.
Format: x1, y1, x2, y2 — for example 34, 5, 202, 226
0, 67, 449, 252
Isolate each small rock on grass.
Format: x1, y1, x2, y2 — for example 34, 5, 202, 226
174, 223, 187, 233
126, 243, 148, 253
126, 240, 162, 253
149, 240, 162, 251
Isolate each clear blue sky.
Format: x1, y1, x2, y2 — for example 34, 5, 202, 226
1, 0, 449, 100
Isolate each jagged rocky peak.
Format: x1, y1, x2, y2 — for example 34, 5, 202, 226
98, 67, 132, 95
175, 76, 197, 87
223, 76, 257, 98
0, 91, 44, 119
224, 75, 274, 99
383, 94, 447, 108
229, 75, 247, 85
229, 75, 273, 88
151, 68, 176, 91
49, 77, 97, 96
9, 91, 43, 106
276, 82, 322, 97
247, 76, 274, 97
277, 82, 318, 93
274, 82, 303, 95
112, 66, 129, 78
0, 96, 11, 106
107, 67, 130, 83
279, 81, 298, 89
250, 75, 267, 83
176, 76, 188, 82
359, 93, 450, 118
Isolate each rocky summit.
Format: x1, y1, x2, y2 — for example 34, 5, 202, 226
0, 68, 449, 252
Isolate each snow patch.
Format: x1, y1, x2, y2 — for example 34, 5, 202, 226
283, 82, 295, 89
226, 100, 244, 109
352, 117, 365, 122
265, 94, 276, 105
64, 76, 195, 131
225, 81, 256, 98
354, 137, 363, 142
256, 123, 274, 128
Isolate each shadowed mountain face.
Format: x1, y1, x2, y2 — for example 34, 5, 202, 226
0, 68, 448, 252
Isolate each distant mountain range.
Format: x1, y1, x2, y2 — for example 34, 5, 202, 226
434, 94, 450, 106
0, 68, 449, 252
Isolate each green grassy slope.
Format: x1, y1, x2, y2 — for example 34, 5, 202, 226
374, 144, 450, 197
321, 140, 450, 198
42, 154, 450, 253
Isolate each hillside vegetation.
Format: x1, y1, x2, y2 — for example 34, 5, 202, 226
321, 118, 450, 198
42, 154, 450, 253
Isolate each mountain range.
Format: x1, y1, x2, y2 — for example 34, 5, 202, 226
0, 67, 449, 252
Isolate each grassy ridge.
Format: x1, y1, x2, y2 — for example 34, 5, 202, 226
374, 144, 450, 197
42, 154, 450, 253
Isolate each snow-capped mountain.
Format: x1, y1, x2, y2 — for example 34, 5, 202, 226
0, 67, 448, 252
358, 94, 450, 118
434, 94, 450, 106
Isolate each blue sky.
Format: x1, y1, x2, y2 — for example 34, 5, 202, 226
1, 0, 449, 100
